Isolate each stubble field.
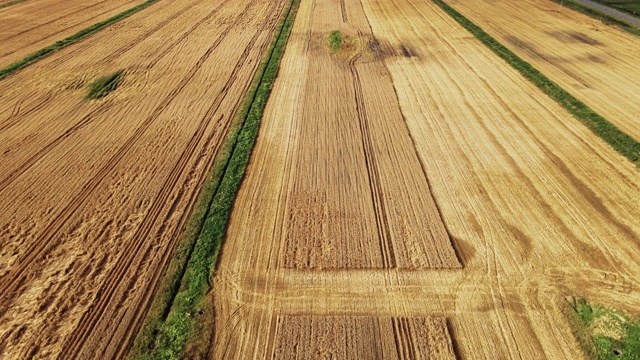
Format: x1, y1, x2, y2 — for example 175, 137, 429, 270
1, 0, 639, 358
0, 0, 288, 357
0, 0, 144, 68
448, 0, 640, 141
210, 0, 640, 358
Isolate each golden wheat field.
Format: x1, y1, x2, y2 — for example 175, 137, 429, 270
0, 0, 639, 358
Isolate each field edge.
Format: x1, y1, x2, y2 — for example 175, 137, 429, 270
126, 0, 301, 357
0, 0, 157, 81
551, 0, 640, 37
0, 0, 27, 9
566, 297, 640, 359
436, 0, 640, 168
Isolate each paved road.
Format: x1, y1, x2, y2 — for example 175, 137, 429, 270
570, 0, 640, 27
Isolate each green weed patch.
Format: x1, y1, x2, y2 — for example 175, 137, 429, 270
86, 70, 123, 99
328, 30, 344, 52
570, 298, 640, 359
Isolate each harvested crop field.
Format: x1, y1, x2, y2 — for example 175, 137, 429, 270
448, 0, 640, 141
1, 0, 640, 357
209, 0, 640, 358
0, 0, 144, 68
271, 316, 455, 359
0, 0, 289, 356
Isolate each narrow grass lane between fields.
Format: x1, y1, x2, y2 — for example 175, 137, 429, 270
127, 0, 300, 357
0, 0, 157, 81
435, 0, 640, 168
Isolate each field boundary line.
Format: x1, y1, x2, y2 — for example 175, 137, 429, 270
551, 0, 640, 36
0, 0, 27, 10
434, 0, 640, 168
126, 0, 301, 357
0, 0, 158, 81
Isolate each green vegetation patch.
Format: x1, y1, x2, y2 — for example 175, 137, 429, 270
127, 0, 300, 358
0, 0, 158, 82
86, 70, 123, 100
328, 30, 344, 52
552, 0, 640, 37
570, 298, 640, 359
433, 0, 640, 168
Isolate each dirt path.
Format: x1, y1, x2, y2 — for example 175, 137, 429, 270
0, 0, 144, 68
0, 0, 288, 357
571, 0, 640, 27
448, 0, 640, 142
210, 0, 640, 357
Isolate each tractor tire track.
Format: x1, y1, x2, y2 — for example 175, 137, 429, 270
57, 1, 280, 358
0, 0, 238, 195
0, 0, 258, 309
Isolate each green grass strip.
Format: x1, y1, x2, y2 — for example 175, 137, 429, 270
552, 0, 640, 37
0, 0, 28, 9
128, 0, 300, 358
433, 0, 640, 167
0, 0, 157, 81
86, 70, 123, 100
569, 298, 640, 359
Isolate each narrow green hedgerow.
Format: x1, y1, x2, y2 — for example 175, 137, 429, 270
552, 0, 640, 37
0, 0, 157, 82
433, 0, 640, 168
569, 298, 640, 359
0, 0, 27, 9
127, 0, 300, 358
86, 70, 123, 100
328, 30, 344, 52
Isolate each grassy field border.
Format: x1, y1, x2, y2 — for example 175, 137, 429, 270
567, 298, 640, 359
0, 0, 28, 9
434, 0, 640, 168
127, 0, 300, 357
0, 0, 158, 81
552, 0, 640, 37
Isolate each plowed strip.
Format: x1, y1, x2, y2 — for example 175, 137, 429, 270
0, 0, 289, 357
